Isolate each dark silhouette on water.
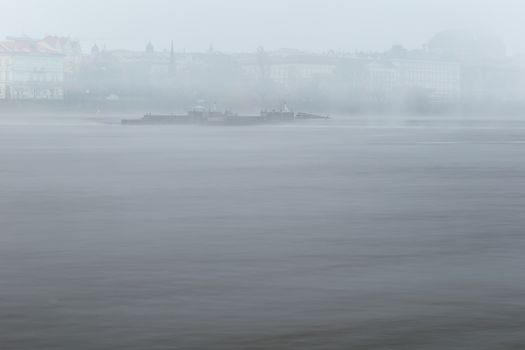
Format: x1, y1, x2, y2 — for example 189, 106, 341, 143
122, 107, 329, 126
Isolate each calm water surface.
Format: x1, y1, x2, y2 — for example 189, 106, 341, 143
1, 119, 525, 349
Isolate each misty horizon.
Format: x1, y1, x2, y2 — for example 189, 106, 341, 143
3, 2, 525, 349
3, 0, 525, 54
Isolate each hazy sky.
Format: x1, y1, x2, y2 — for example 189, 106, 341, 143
2, 0, 525, 54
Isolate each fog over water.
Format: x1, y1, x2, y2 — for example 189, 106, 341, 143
2, 118, 525, 349
3, 0, 525, 348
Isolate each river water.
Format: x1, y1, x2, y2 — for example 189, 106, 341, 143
1, 118, 525, 349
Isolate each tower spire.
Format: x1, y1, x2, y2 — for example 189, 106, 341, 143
169, 40, 176, 76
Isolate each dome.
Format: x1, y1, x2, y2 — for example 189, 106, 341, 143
428, 30, 506, 61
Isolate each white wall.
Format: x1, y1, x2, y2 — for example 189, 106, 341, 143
0, 53, 64, 100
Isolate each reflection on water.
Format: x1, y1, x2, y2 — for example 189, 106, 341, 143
1, 120, 525, 349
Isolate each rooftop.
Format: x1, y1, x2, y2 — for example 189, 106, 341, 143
0, 36, 79, 55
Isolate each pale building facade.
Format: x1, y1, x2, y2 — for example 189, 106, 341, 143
392, 59, 461, 104
238, 50, 337, 88
0, 38, 65, 100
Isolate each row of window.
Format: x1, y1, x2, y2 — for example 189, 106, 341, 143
5, 88, 64, 99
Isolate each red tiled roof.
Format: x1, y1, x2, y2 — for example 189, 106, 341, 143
39, 36, 71, 53
0, 40, 36, 53
0, 37, 69, 55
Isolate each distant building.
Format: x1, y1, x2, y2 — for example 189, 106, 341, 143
336, 54, 461, 105
366, 60, 399, 93
428, 30, 506, 63
39, 36, 82, 77
145, 41, 155, 55
269, 56, 337, 87
239, 49, 338, 88
92, 43, 174, 83
392, 58, 461, 104
427, 31, 521, 103
0, 36, 66, 100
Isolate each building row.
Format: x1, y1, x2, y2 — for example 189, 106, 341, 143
0, 36, 81, 100
238, 48, 461, 104
1, 31, 524, 109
